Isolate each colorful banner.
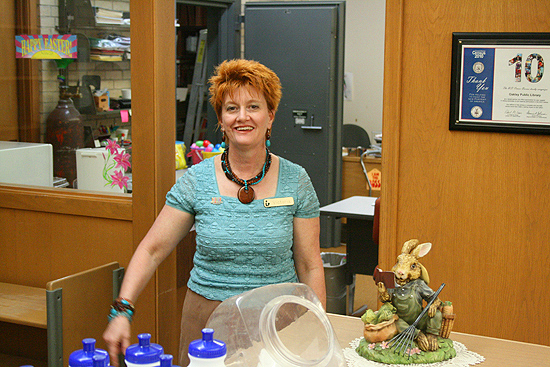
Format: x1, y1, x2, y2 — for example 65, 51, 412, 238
15, 34, 77, 59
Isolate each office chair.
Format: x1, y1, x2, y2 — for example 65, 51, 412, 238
342, 124, 371, 149
343, 124, 374, 195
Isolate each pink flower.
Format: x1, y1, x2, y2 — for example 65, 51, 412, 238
113, 151, 131, 171
380, 341, 389, 349
110, 170, 129, 189
406, 347, 421, 355
105, 139, 121, 155
368, 343, 376, 350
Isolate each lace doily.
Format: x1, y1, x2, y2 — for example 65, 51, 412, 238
343, 338, 485, 367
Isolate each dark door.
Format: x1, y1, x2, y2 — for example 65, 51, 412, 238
244, 1, 345, 247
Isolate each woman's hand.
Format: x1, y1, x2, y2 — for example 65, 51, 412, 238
103, 316, 131, 367
101, 205, 194, 365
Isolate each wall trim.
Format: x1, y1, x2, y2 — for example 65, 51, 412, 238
0, 185, 132, 220
380, 0, 404, 268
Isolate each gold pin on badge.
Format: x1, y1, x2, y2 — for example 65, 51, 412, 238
264, 197, 294, 208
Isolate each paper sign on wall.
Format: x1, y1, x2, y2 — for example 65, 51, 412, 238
367, 168, 381, 191
15, 34, 77, 59
120, 110, 129, 123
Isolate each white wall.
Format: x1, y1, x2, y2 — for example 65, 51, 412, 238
343, 0, 386, 141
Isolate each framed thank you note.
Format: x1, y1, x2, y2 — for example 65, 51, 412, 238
450, 32, 550, 134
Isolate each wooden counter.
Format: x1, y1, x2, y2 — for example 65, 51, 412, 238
327, 313, 550, 367
342, 155, 381, 199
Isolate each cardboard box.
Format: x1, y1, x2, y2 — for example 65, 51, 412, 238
94, 94, 109, 112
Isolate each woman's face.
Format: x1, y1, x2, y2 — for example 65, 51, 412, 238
220, 86, 274, 150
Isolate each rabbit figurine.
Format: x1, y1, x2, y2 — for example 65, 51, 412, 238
377, 239, 443, 352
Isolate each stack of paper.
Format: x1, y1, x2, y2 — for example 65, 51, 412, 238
93, 7, 129, 25
89, 37, 128, 62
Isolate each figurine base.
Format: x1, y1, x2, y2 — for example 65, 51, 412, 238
356, 336, 456, 365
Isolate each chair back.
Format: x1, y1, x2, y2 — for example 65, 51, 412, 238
343, 124, 370, 148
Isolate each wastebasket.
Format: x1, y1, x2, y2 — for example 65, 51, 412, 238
321, 252, 347, 315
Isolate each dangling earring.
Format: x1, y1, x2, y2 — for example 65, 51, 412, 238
221, 130, 226, 149
266, 129, 271, 148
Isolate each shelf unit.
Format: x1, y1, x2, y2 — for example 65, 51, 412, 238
56, 0, 132, 142
58, 0, 130, 34
176, 4, 208, 142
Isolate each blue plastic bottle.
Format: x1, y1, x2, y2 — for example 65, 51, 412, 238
159, 354, 181, 367
92, 354, 107, 367
125, 333, 164, 367
187, 329, 226, 367
69, 338, 109, 367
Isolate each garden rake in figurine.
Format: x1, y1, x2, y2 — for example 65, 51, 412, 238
388, 283, 446, 357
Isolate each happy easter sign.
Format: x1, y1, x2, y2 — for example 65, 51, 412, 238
15, 34, 77, 59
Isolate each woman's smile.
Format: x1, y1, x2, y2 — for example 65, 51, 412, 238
235, 126, 254, 131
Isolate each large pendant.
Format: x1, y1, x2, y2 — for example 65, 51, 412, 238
237, 186, 255, 204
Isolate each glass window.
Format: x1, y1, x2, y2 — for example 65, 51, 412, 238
1, 0, 132, 194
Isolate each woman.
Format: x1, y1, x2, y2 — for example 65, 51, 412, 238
103, 59, 326, 366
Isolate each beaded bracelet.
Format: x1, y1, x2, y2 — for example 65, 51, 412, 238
108, 297, 135, 323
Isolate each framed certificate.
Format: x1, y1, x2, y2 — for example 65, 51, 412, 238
450, 32, 550, 134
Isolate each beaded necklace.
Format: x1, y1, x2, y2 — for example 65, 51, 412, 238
221, 147, 271, 204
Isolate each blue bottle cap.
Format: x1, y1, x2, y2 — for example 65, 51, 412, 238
92, 354, 107, 367
159, 354, 173, 367
69, 338, 110, 367
188, 328, 226, 359
125, 333, 164, 364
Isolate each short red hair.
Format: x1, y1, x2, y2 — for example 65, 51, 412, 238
208, 59, 282, 120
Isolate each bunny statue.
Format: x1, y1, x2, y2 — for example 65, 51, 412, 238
377, 239, 443, 352
356, 239, 456, 364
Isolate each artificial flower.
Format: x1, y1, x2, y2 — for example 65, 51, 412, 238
110, 169, 129, 189
105, 139, 120, 155
102, 139, 131, 190
114, 151, 131, 171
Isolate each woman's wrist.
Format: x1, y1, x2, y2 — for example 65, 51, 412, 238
108, 297, 135, 323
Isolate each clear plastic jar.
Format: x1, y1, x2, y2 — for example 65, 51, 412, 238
206, 283, 345, 367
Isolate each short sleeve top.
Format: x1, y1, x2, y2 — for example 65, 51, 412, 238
165, 156, 320, 301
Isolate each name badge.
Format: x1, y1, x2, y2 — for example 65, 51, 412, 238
264, 197, 294, 208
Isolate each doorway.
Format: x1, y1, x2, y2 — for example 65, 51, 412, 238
175, 0, 241, 150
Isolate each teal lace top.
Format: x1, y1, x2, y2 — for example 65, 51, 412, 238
166, 156, 320, 301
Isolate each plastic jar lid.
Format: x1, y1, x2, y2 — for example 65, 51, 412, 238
188, 328, 227, 359
69, 338, 110, 367
125, 333, 164, 364
258, 295, 335, 367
